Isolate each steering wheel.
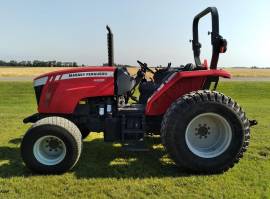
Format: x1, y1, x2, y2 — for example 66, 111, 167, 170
137, 60, 155, 74
154, 62, 171, 72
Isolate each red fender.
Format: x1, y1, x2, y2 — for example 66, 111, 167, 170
145, 69, 230, 116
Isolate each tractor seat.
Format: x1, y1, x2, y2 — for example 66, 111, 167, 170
138, 63, 202, 104
138, 71, 175, 104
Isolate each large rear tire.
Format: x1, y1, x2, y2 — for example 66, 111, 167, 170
21, 117, 82, 174
161, 90, 250, 173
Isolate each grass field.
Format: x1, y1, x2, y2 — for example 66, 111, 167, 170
0, 81, 269, 198
1, 67, 270, 77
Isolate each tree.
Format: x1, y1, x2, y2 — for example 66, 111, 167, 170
72, 62, 77, 67
0, 60, 7, 66
56, 62, 62, 67
9, 60, 18, 66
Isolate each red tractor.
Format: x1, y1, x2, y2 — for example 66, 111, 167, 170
21, 7, 256, 174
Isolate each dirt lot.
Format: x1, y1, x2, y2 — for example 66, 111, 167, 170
224, 68, 270, 77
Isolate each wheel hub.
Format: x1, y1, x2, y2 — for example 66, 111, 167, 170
185, 113, 232, 158
195, 124, 210, 139
47, 138, 62, 150
33, 135, 66, 165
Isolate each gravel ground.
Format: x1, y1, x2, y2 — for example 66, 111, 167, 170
221, 77, 270, 81
0, 76, 35, 81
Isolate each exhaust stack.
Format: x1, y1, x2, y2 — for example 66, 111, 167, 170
106, 25, 114, 66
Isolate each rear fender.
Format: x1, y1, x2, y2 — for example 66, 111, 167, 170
145, 69, 230, 116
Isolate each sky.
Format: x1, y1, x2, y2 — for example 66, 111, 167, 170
0, 0, 269, 67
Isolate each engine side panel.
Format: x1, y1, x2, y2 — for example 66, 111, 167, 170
145, 69, 230, 116
37, 67, 116, 114
116, 67, 135, 95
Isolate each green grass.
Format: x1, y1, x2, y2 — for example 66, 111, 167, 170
0, 82, 269, 198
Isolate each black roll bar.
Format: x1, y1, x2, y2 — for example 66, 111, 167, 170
192, 7, 227, 69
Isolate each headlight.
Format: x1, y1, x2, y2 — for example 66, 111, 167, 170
34, 76, 48, 87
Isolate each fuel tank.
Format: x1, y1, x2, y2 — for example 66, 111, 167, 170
34, 67, 116, 114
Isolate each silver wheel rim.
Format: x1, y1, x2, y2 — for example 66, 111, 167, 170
185, 113, 232, 158
33, 135, 66, 165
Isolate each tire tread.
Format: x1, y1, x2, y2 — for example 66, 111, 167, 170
161, 90, 250, 173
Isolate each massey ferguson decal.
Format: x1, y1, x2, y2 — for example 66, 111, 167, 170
61, 71, 114, 80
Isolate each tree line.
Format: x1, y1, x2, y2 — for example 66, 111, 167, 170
102, 63, 133, 68
0, 60, 78, 67
0, 60, 134, 68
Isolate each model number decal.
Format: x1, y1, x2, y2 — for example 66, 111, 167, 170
61, 71, 114, 80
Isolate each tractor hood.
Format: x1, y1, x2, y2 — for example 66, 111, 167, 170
33, 66, 116, 113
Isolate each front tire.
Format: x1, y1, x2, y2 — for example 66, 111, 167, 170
21, 117, 82, 174
161, 90, 250, 173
